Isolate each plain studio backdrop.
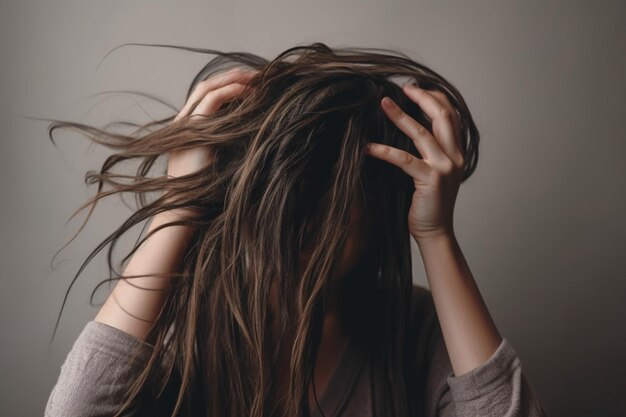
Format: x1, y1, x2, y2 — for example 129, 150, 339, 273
1, 1, 624, 416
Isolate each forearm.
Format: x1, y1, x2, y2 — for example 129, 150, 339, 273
94, 208, 197, 342
415, 232, 502, 377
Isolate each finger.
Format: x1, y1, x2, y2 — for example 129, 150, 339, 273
402, 85, 464, 166
419, 88, 464, 166
192, 82, 251, 116
177, 68, 240, 118
199, 67, 258, 93
380, 96, 448, 164
427, 89, 461, 130
185, 69, 258, 114
364, 142, 431, 181
177, 68, 258, 119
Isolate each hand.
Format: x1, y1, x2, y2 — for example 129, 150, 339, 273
364, 84, 465, 241
167, 67, 258, 178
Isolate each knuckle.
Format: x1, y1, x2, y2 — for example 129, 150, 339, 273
393, 106, 406, 119
213, 83, 245, 101
190, 106, 206, 116
193, 98, 216, 115
440, 159, 455, 174
452, 152, 465, 167
415, 123, 428, 136
401, 151, 413, 165
432, 90, 446, 102
204, 90, 220, 102
220, 83, 243, 95
431, 89, 452, 105
439, 108, 451, 119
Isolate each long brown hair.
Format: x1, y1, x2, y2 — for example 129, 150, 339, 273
47, 42, 479, 417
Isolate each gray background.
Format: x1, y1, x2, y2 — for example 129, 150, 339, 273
1, 1, 624, 416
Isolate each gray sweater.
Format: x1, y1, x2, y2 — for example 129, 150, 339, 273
44, 285, 549, 416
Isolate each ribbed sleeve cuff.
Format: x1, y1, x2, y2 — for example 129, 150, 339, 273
445, 337, 521, 402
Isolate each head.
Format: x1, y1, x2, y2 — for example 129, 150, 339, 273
298, 188, 368, 284
49, 42, 479, 417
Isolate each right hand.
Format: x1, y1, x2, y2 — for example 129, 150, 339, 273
167, 67, 258, 178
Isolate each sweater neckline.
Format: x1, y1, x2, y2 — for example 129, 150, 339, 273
309, 335, 369, 417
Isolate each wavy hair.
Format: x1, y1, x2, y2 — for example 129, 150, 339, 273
47, 42, 479, 417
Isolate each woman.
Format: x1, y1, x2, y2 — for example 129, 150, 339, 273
45, 42, 549, 417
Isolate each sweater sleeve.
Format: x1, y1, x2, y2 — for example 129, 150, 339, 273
426, 322, 550, 417
44, 320, 155, 417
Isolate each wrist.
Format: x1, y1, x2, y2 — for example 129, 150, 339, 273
412, 227, 455, 246
414, 231, 463, 274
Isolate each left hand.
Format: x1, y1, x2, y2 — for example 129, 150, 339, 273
364, 84, 465, 241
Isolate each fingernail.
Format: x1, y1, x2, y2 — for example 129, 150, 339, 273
381, 97, 393, 107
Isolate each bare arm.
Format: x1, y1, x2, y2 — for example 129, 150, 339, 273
44, 68, 260, 417
93, 67, 259, 341
367, 85, 549, 416
94, 209, 197, 341
366, 84, 505, 375
415, 232, 501, 376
